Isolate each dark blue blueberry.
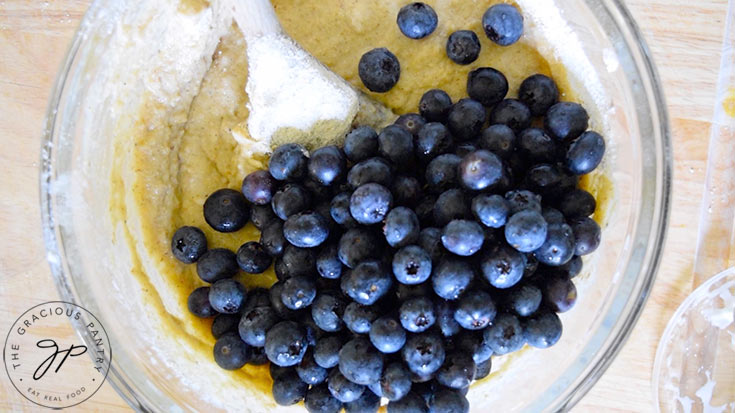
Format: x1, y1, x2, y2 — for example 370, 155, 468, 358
458, 149, 503, 191
482, 3, 523, 46
428, 388, 469, 413
317, 243, 343, 280
305, 384, 343, 413
397, 2, 438, 39
213, 333, 251, 370
437, 353, 476, 389
359, 48, 401, 93
518, 128, 559, 163
392, 245, 433, 285
441, 219, 484, 257
454, 290, 496, 330
343, 302, 379, 334
523, 309, 563, 348
211, 313, 240, 338
208, 279, 246, 314
379, 124, 415, 165
345, 390, 380, 413
304, 178, 333, 202
402, 332, 446, 376
171, 226, 207, 264
447, 98, 486, 141
558, 255, 583, 279
367, 381, 384, 398
419, 89, 453, 122
399, 296, 436, 333
242, 287, 271, 313
455, 143, 480, 157
534, 222, 575, 266
507, 283, 542, 317
280, 275, 316, 310
261, 220, 287, 257
524, 163, 564, 198
480, 243, 526, 289
338, 228, 382, 268
542, 207, 566, 226
425, 154, 461, 192
272, 183, 311, 221
203, 188, 250, 233
188, 286, 216, 318
467, 67, 509, 107
345, 126, 379, 163
435, 299, 461, 337
309, 145, 346, 186
275, 245, 316, 279
369, 317, 406, 354
284, 211, 330, 248
570, 217, 601, 256
490, 99, 532, 132
433, 188, 469, 227
331, 191, 358, 228
505, 189, 542, 214
455, 331, 493, 364
328, 369, 366, 403
236, 241, 271, 274
566, 131, 605, 175
415, 195, 437, 227
295, 350, 328, 386
314, 335, 343, 368
350, 183, 393, 225
432, 258, 474, 301
416, 122, 453, 163
238, 305, 278, 347
339, 337, 384, 385
446, 30, 481, 65
269, 363, 292, 381
395, 113, 427, 137
250, 204, 278, 231
342, 260, 393, 305
348, 157, 393, 189
265, 320, 309, 367
418, 227, 444, 263
269, 281, 302, 320
557, 188, 596, 219
544, 102, 589, 141
472, 194, 510, 228
519, 74, 559, 116
505, 209, 548, 253
249, 346, 268, 365
269, 143, 308, 181
543, 275, 578, 313
384, 207, 421, 248
241, 170, 277, 205
381, 362, 413, 401
475, 358, 492, 380
301, 313, 321, 347
478, 124, 515, 158
387, 392, 429, 413
272, 369, 308, 405
392, 175, 423, 207
482, 312, 524, 355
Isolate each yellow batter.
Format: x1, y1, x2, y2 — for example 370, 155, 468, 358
109, 0, 611, 399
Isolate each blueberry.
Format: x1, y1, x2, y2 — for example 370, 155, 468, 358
350, 183, 393, 225
524, 164, 564, 198
314, 335, 343, 368
442, 219, 484, 257
275, 245, 316, 280
455, 331, 492, 364
467, 67, 509, 107
245, 345, 267, 364
272, 369, 309, 405
345, 126, 379, 162
308, 145, 346, 186
571, 217, 601, 256
238, 306, 278, 347
242, 287, 271, 313
482, 312, 524, 355
348, 157, 393, 189
458, 149, 503, 191
379, 362, 412, 401
558, 255, 584, 278
250, 204, 278, 231
425, 154, 461, 192
261, 221, 287, 257
505, 209, 548, 253
518, 128, 559, 163
328, 369, 366, 403
432, 258, 474, 301
395, 113, 427, 137
188, 286, 217, 318
447, 98, 486, 141
482, 3, 523, 46
241, 170, 277, 205
316, 243, 343, 280
557, 189, 596, 219
428, 387, 470, 413
270, 363, 292, 381
454, 290, 496, 330
446, 30, 481, 65
269, 143, 308, 181
235, 242, 271, 274
208, 279, 246, 314
305, 384, 343, 413
566, 131, 605, 175
434, 299, 461, 337
507, 283, 542, 316
213, 333, 251, 370
284, 211, 330, 248
301, 313, 322, 347
265, 321, 308, 367
519, 74, 559, 116
542, 207, 566, 226
345, 390, 381, 413
339, 337, 384, 385
171, 226, 207, 264
490, 99, 532, 132
272, 183, 311, 220
505, 189, 542, 214
269, 281, 302, 320
399, 296, 436, 333
342, 261, 393, 305
419, 89, 453, 122
433, 189, 469, 226
416, 122, 454, 163
369, 317, 406, 354
545, 102, 589, 141
415, 195, 438, 227
402, 332, 445, 376
367, 381, 384, 398
211, 313, 240, 338
480, 243, 526, 289
418, 228, 444, 263
472, 194, 510, 228
478, 124, 515, 158
293, 350, 327, 386
379, 125, 415, 165
475, 358, 492, 380
338, 228, 381, 268
279, 276, 316, 310
524, 310, 563, 348
343, 302, 379, 334
383, 207, 420, 248
359, 48, 401, 93
330, 192, 357, 229
392, 175, 423, 207
533, 222, 575, 266
437, 353, 476, 389
392, 245, 433, 285
387, 392, 429, 413
397, 2, 438, 39
203, 188, 250, 233
543, 275, 578, 313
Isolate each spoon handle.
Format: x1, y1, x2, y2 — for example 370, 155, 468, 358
231, 0, 283, 39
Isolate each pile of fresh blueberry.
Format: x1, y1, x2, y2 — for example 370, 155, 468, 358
170, 3, 606, 413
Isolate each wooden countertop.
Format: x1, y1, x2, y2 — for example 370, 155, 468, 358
0, 1, 730, 411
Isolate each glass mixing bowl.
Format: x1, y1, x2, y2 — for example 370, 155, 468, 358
40, 0, 671, 411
